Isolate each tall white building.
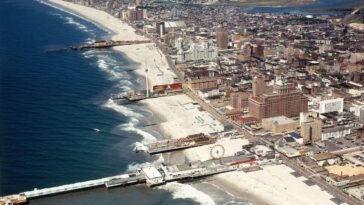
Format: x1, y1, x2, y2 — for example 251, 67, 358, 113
319, 98, 344, 114
176, 40, 217, 63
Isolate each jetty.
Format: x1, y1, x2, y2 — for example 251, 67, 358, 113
46, 40, 151, 52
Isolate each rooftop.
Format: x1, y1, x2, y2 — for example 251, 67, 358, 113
312, 153, 338, 161
263, 116, 296, 125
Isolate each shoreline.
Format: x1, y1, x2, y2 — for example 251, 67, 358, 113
209, 178, 273, 205
213, 0, 317, 8
38, 0, 115, 37
47, 0, 176, 88
40, 1, 345, 205
42, 0, 260, 204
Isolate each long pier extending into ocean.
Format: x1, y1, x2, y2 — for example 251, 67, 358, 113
0, 132, 278, 205
0, 149, 266, 205
46, 40, 151, 52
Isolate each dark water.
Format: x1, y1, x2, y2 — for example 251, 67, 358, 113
0, 0, 201, 204
0, 0, 360, 204
0, 1, 245, 204
243, 0, 362, 14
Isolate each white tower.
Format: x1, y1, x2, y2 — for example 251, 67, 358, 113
145, 68, 149, 98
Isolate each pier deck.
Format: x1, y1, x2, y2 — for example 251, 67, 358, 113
46, 40, 151, 52
0, 150, 263, 205
146, 133, 216, 155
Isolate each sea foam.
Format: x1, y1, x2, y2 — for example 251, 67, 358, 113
103, 99, 157, 145
35, 2, 218, 205
120, 121, 157, 144
127, 155, 164, 171
103, 99, 142, 119
159, 182, 216, 205
36, 0, 112, 35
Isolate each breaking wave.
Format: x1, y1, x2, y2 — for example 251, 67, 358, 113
38, 2, 220, 205
119, 121, 157, 144
103, 99, 142, 120
159, 182, 216, 205
64, 16, 88, 31
103, 99, 157, 145
36, 0, 112, 35
127, 155, 164, 171
96, 59, 127, 80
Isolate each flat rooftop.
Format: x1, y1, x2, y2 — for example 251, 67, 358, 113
263, 116, 296, 125
142, 167, 163, 179
326, 164, 364, 177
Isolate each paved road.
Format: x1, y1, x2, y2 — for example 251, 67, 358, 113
283, 156, 362, 205
184, 83, 362, 205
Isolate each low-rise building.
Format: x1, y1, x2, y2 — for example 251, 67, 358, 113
275, 144, 301, 158
262, 116, 299, 134
321, 126, 352, 141
187, 77, 217, 90
312, 153, 340, 166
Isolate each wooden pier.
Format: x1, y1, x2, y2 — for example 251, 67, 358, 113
46, 40, 151, 52
0, 151, 265, 205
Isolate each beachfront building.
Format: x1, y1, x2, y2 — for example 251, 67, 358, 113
187, 77, 218, 90
176, 40, 218, 63
300, 112, 322, 144
261, 116, 299, 134
121, 7, 145, 22
156, 21, 186, 37
248, 82, 308, 120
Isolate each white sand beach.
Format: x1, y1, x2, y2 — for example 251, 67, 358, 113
46, 1, 345, 205
144, 94, 250, 162
145, 94, 342, 205
213, 165, 345, 205
48, 0, 176, 87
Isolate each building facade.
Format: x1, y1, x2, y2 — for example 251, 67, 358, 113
230, 92, 249, 112
187, 77, 217, 90
176, 40, 217, 63
321, 126, 352, 141
262, 116, 299, 134
249, 84, 308, 120
319, 98, 344, 114
300, 112, 322, 144
252, 76, 268, 96
216, 26, 228, 50
135, 0, 143, 7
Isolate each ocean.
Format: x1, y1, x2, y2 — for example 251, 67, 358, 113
0, 0, 361, 205
0, 0, 245, 204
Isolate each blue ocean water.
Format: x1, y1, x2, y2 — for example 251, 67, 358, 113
0, 0, 180, 203
0, 1, 243, 205
1, 0, 360, 204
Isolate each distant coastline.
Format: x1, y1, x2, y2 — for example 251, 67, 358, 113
38, 2, 354, 205
213, 0, 316, 7
305, 0, 364, 13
